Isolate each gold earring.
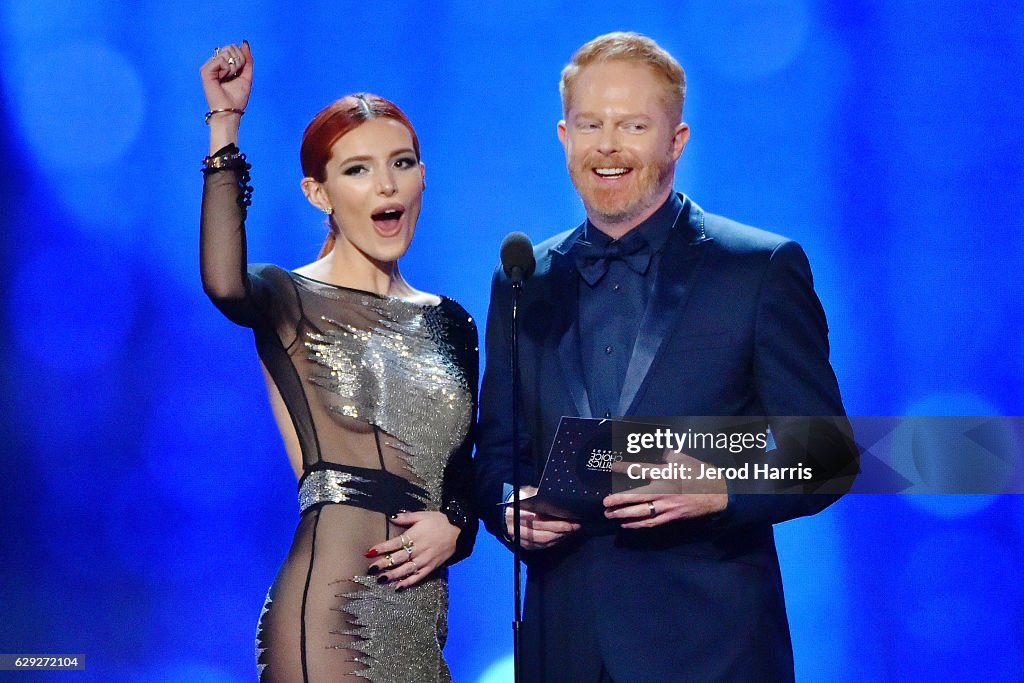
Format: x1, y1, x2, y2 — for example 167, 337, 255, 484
323, 207, 333, 215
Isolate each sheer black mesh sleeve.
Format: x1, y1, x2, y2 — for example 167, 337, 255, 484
199, 145, 300, 345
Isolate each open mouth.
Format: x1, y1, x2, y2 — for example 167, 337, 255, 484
371, 207, 405, 236
592, 167, 631, 179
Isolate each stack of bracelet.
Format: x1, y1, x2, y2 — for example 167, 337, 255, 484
201, 144, 253, 212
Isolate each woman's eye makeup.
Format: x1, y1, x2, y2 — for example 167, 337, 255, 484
342, 164, 367, 176
394, 156, 417, 169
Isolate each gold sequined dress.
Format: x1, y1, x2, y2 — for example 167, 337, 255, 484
200, 146, 478, 682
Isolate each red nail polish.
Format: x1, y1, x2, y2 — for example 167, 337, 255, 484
365, 549, 379, 558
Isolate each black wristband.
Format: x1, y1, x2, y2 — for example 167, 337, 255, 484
201, 144, 253, 210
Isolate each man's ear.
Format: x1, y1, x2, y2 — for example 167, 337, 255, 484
672, 122, 690, 161
557, 119, 568, 150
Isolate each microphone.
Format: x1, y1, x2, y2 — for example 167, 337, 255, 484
500, 232, 535, 283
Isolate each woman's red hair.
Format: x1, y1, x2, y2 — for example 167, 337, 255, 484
300, 94, 421, 258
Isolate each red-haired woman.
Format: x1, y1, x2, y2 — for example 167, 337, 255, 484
200, 42, 477, 682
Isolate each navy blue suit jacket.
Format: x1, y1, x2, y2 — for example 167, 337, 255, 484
475, 195, 850, 682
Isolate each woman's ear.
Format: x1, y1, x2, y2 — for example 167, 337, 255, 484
301, 177, 332, 214
420, 162, 426, 191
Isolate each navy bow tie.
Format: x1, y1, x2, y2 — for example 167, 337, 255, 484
572, 236, 653, 286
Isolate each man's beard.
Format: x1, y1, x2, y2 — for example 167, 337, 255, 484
569, 153, 675, 227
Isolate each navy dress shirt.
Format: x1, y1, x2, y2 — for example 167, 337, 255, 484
572, 193, 685, 418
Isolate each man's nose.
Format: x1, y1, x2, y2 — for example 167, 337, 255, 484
596, 127, 620, 154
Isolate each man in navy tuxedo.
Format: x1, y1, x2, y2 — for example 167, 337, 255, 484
475, 32, 852, 682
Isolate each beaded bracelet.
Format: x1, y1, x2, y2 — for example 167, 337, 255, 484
205, 108, 245, 124
442, 499, 472, 530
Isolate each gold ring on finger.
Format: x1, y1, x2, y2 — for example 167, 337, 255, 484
385, 553, 395, 569
410, 560, 419, 574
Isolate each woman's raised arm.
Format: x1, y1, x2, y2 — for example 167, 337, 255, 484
199, 42, 259, 324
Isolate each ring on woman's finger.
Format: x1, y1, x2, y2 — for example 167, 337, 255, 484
227, 56, 236, 66
409, 560, 419, 574
401, 535, 414, 552
648, 501, 657, 517
385, 553, 395, 569
214, 47, 221, 56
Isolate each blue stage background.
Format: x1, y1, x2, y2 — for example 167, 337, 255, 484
2, 2, 1022, 681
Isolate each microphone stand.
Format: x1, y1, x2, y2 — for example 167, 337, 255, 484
510, 275, 524, 683
500, 232, 533, 683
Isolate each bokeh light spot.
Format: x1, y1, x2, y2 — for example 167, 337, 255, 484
8, 41, 145, 169
896, 392, 1005, 517
477, 654, 514, 683
130, 661, 242, 683
685, 0, 811, 80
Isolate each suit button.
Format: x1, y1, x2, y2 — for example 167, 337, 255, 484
605, 345, 613, 354
613, 283, 621, 291
604, 410, 612, 418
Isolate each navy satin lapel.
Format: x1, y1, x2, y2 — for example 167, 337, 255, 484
617, 211, 711, 416
551, 251, 593, 418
